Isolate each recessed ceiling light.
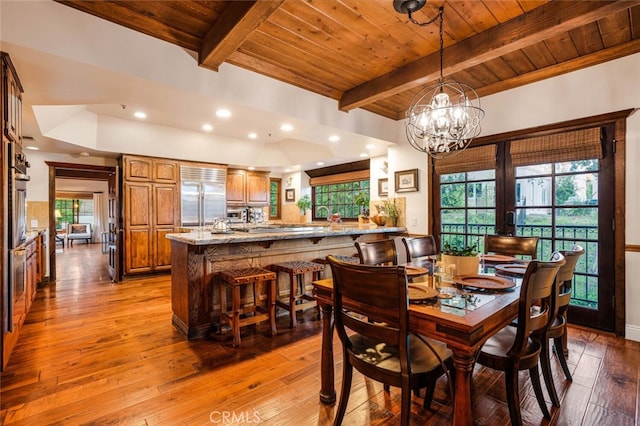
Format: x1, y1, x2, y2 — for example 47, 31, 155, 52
359, 153, 368, 158
216, 108, 231, 118
280, 123, 294, 132
329, 135, 340, 142
25, 146, 39, 150
248, 132, 258, 139
134, 111, 147, 119
284, 168, 291, 172
79, 151, 90, 157
248, 166, 256, 171
365, 144, 375, 150
202, 123, 213, 132
316, 161, 324, 166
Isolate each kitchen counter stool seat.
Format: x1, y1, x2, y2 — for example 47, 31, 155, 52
219, 267, 277, 347
269, 261, 324, 328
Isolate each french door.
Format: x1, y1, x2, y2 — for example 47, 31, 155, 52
434, 125, 616, 331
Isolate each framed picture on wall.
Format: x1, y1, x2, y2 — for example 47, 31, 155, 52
378, 178, 389, 196
395, 169, 418, 192
285, 188, 295, 201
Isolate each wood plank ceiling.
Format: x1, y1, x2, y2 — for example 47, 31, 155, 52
57, 0, 640, 121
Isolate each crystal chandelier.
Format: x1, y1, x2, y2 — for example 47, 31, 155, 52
395, 2, 484, 158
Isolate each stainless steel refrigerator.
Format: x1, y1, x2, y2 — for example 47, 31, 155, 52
180, 166, 226, 227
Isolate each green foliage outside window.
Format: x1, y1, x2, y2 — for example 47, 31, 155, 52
312, 180, 369, 221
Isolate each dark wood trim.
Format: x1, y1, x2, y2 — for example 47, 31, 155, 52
614, 118, 626, 337
305, 159, 370, 178
48, 165, 56, 283
470, 109, 636, 146
627, 245, 640, 253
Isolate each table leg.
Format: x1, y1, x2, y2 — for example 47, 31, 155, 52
452, 350, 476, 426
318, 302, 336, 404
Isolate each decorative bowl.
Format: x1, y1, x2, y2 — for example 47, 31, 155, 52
370, 215, 387, 226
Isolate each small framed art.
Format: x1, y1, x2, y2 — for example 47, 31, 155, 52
378, 178, 389, 197
395, 169, 418, 192
285, 188, 295, 201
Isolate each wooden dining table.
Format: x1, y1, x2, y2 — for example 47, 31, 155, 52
312, 264, 523, 426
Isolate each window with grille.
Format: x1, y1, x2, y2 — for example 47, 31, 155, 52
312, 180, 369, 221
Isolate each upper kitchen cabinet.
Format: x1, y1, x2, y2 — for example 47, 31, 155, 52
227, 169, 270, 207
123, 156, 178, 183
1, 52, 24, 145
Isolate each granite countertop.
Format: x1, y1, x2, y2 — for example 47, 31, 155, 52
166, 223, 407, 246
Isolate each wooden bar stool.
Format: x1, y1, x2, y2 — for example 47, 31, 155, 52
219, 267, 277, 347
269, 261, 324, 328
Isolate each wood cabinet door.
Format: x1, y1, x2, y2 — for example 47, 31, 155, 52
153, 228, 174, 270
124, 183, 152, 227
125, 228, 152, 273
152, 184, 178, 270
226, 170, 246, 205
153, 184, 178, 227
246, 172, 270, 206
4, 63, 22, 144
123, 156, 152, 181
124, 183, 152, 274
153, 159, 178, 183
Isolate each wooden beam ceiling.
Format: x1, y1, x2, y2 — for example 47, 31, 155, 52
339, 0, 637, 111
199, 0, 285, 71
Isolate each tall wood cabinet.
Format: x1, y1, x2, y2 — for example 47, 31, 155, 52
1, 51, 25, 371
1, 52, 23, 145
122, 155, 179, 275
226, 169, 270, 206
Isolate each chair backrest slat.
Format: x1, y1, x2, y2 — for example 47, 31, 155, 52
402, 235, 437, 260
355, 239, 398, 266
484, 234, 539, 259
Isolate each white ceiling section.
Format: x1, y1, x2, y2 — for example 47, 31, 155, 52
0, 0, 398, 171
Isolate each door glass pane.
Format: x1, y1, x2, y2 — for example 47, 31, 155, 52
515, 177, 552, 207
555, 173, 598, 206
515, 164, 552, 177
515, 162, 600, 311
440, 171, 495, 251
441, 183, 465, 208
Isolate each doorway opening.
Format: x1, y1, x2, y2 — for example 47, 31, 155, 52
46, 162, 117, 284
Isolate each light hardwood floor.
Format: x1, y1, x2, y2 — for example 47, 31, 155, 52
1, 243, 639, 425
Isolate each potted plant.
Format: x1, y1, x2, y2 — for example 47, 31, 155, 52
382, 199, 401, 227
296, 194, 312, 222
440, 242, 480, 276
354, 191, 370, 222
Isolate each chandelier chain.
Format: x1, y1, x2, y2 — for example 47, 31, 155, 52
399, 4, 484, 159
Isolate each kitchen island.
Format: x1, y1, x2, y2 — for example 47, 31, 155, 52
167, 224, 406, 339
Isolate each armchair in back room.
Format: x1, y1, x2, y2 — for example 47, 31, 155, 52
66, 223, 92, 247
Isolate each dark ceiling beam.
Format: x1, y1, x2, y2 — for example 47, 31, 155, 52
199, 0, 285, 72
339, 0, 636, 112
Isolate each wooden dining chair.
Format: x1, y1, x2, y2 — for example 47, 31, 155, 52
355, 239, 397, 265
475, 253, 565, 426
540, 245, 584, 407
484, 234, 539, 259
402, 235, 438, 261
327, 255, 453, 425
